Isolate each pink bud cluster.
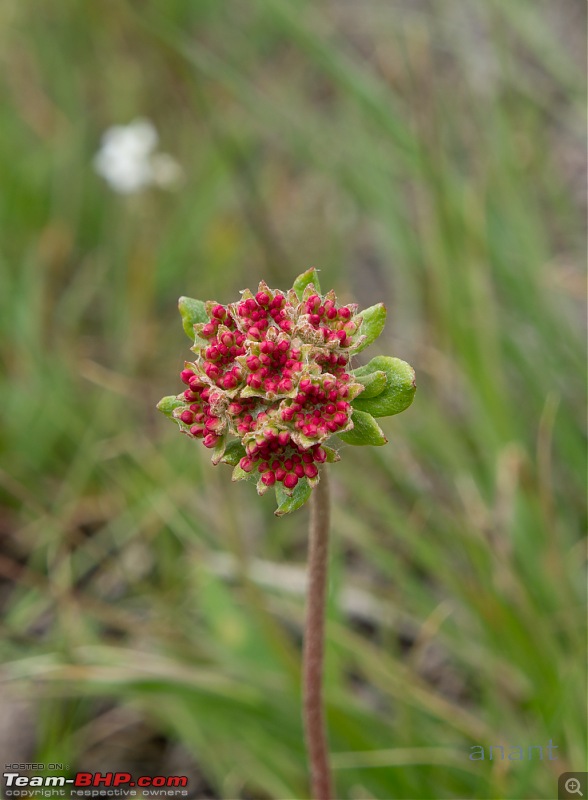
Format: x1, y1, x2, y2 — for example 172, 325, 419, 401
233, 291, 293, 339
199, 308, 247, 391
171, 280, 366, 494
303, 294, 360, 347
179, 371, 224, 449
280, 376, 352, 444
243, 338, 303, 397
240, 434, 328, 490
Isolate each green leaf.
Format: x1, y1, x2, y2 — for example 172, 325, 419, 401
232, 463, 256, 483
353, 369, 387, 399
352, 356, 416, 417
156, 396, 184, 419
221, 439, 247, 466
293, 268, 321, 300
178, 296, 207, 340
210, 434, 228, 465
338, 409, 387, 446
321, 445, 340, 463
274, 478, 312, 516
351, 303, 387, 353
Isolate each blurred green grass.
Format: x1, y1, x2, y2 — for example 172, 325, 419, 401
0, 1, 585, 798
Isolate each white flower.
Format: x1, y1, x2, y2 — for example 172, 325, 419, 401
93, 118, 182, 194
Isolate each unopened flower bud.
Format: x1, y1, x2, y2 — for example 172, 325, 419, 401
261, 471, 276, 486
256, 291, 270, 306
283, 473, 298, 489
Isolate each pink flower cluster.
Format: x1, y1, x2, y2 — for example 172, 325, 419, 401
171, 281, 366, 494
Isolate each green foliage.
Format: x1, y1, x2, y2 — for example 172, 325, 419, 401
156, 396, 184, 419
292, 267, 322, 299
220, 439, 247, 466
275, 479, 313, 517
0, 2, 584, 799
338, 409, 388, 446
352, 369, 387, 399
178, 296, 207, 341
351, 302, 387, 354
352, 356, 416, 417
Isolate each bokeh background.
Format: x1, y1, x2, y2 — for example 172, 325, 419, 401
0, 2, 586, 799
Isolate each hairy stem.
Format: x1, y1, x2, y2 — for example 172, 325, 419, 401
303, 467, 333, 800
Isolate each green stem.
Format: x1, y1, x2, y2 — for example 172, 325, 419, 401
303, 467, 333, 800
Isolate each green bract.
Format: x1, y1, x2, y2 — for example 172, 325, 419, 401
178, 296, 207, 339
293, 267, 322, 300
351, 356, 416, 418
350, 303, 387, 354
275, 479, 313, 517
338, 409, 387, 446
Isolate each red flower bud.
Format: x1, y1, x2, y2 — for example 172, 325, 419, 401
247, 374, 263, 390
304, 463, 319, 479
283, 473, 298, 489
261, 471, 276, 486
314, 447, 327, 463
307, 294, 320, 312
256, 291, 270, 306
222, 373, 238, 390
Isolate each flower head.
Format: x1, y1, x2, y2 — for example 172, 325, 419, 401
158, 269, 416, 514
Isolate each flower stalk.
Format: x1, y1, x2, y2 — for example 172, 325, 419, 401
303, 465, 333, 800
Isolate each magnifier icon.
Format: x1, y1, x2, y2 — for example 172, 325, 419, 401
566, 778, 584, 796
